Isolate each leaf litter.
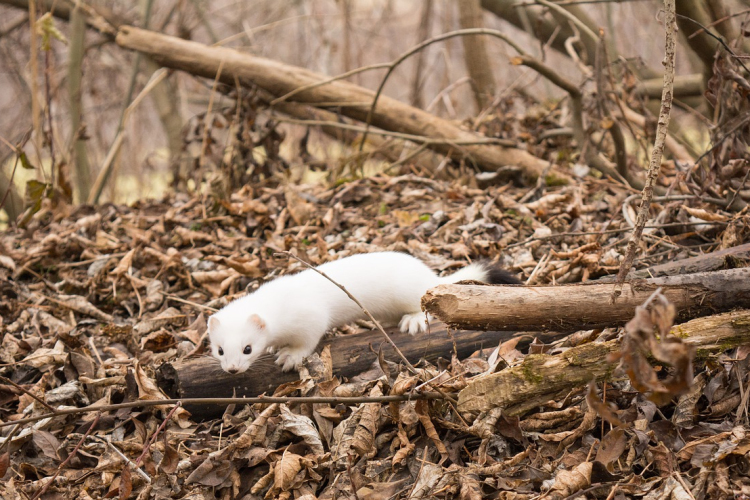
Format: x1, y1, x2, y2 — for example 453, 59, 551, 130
1, 145, 750, 498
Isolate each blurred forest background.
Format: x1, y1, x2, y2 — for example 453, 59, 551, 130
5, 3, 750, 499
1, 0, 745, 225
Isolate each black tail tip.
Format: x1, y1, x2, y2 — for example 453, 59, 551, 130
485, 264, 522, 285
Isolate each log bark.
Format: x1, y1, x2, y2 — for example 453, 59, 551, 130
422, 268, 750, 333
113, 26, 561, 182
458, 309, 750, 414
601, 242, 750, 281
157, 325, 563, 420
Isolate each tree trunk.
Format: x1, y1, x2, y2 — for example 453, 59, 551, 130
410, 0, 434, 108
675, 0, 737, 86
423, 268, 750, 333
458, 0, 496, 111
68, 4, 92, 203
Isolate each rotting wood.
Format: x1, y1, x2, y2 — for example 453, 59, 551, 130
458, 309, 750, 414
157, 325, 563, 420
112, 26, 563, 183
422, 267, 750, 333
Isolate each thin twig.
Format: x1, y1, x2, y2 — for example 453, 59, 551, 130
134, 401, 182, 467
0, 375, 56, 412
359, 28, 527, 152
95, 437, 151, 483
0, 393, 447, 429
270, 63, 391, 106
534, 0, 598, 44
612, 0, 676, 301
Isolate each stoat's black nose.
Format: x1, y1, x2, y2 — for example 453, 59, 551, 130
227, 368, 239, 374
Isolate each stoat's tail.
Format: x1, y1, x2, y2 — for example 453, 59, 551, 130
440, 262, 521, 285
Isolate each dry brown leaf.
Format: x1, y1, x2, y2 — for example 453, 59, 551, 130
285, 187, 316, 225
415, 399, 449, 462
118, 467, 132, 500
272, 451, 304, 493
158, 437, 179, 474
191, 269, 240, 297
682, 206, 728, 222
459, 473, 482, 500
0, 255, 16, 271
394, 210, 421, 228
110, 248, 136, 277
614, 296, 694, 405
548, 461, 592, 497
185, 455, 234, 486
21, 340, 67, 370
32, 430, 60, 460
0, 452, 9, 478
53, 294, 113, 322
595, 428, 627, 470
279, 405, 325, 455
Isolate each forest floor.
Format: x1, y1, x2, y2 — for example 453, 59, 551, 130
1, 167, 750, 499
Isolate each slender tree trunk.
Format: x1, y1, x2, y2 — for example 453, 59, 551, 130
410, 0, 434, 108
458, 0, 496, 111
68, 4, 91, 203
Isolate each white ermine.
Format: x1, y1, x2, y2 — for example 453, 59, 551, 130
208, 251, 519, 373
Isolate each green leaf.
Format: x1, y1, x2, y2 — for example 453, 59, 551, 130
36, 13, 67, 51
18, 180, 48, 227
18, 151, 35, 170
27, 180, 47, 200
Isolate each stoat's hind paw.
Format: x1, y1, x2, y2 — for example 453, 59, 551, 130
399, 312, 431, 335
275, 347, 308, 372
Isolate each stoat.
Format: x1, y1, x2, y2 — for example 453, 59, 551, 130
208, 251, 519, 373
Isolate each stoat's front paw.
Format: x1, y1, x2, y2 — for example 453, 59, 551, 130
399, 312, 430, 335
275, 348, 307, 372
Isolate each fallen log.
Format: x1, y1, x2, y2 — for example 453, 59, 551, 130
613, 242, 750, 280
422, 267, 750, 333
113, 26, 563, 182
458, 309, 750, 414
157, 325, 563, 420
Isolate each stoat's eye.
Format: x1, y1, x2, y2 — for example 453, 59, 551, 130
243, 345, 252, 355
218, 347, 224, 356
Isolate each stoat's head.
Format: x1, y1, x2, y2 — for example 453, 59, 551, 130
208, 314, 267, 374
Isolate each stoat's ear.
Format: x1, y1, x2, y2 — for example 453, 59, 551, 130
208, 316, 220, 332
248, 314, 266, 330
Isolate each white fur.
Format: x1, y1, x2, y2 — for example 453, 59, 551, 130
208, 251, 491, 373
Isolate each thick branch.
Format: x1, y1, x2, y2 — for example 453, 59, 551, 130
635, 74, 703, 99
114, 26, 559, 181
157, 325, 563, 420
422, 268, 750, 333
458, 309, 750, 414
600, 242, 750, 281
